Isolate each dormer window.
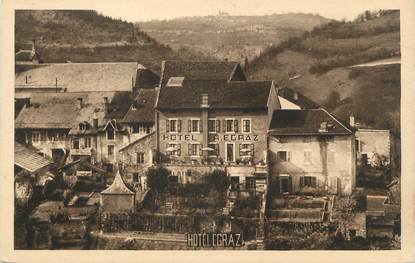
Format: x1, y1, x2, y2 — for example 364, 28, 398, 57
166, 77, 184, 87
107, 126, 115, 140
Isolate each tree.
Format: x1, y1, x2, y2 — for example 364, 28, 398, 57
206, 169, 229, 192
146, 165, 170, 193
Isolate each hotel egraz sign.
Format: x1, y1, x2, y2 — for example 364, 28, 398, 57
162, 133, 259, 142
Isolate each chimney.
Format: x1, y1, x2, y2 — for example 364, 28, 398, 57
93, 111, 98, 128
201, 94, 209, 108
293, 91, 299, 100
319, 122, 328, 132
349, 115, 355, 127
77, 98, 83, 109
103, 97, 109, 114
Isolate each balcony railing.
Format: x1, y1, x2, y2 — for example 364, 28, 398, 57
71, 148, 92, 156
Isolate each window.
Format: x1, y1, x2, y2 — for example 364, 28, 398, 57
300, 176, 317, 188
72, 139, 80, 149
208, 143, 219, 156
133, 173, 140, 183
32, 132, 40, 143
188, 143, 201, 156
277, 151, 290, 162
239, 143, 254, 157
167, 119, 180, 133
242, 119, 251, 133
246, 177, 256, 190
208, 119, 217, 133
189, 119, 200, 133
40, 131, 47, 141
107, 145, 114, 156
136, 152, 145, 164
84, 137, 91, 148
304, 150, 312, 164
166, 143, 181, 156
107, 127, 115, 140
132, 124, 140, 134
328, 150, 335, 164
80, 123, 86, 131
224, 119, 238, 133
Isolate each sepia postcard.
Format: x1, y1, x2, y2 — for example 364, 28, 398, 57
1, 0, 414, 262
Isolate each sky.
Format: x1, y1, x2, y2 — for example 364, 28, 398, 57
92, 0, 399, 22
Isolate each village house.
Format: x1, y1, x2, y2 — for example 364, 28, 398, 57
268, 109, 356, 196
14, 142, 54, 206
155, 61, 283, 191
14, 91, 133, 173
118, 88, 158, 189
15, 42, 42, 67
354, 128, 392, 168
14, 62, 160, 175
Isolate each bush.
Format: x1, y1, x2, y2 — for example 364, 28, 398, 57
205, 169, 229, 192
146, 166, 170, 193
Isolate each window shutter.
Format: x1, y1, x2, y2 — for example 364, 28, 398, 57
300, 177, 304, 187
199, 145, 202, 156
222, 120, 226, 132
288, 152, 292, 162
234, 120, 239, 132
188, 143, 192, 155
178, 120, 182, 132
177, 144, 181, 156
199, 120, 203, 132
288, 176, 292, 193
216, 120, 220, 132
166, 120, 170, 132
251, 144, 255, 156
188, 120, 191, 132
312, 177, 317, 188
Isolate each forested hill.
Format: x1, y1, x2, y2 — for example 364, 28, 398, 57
139, 13, 331, 62
15, 10, 211, 70
247, 10, 400, 134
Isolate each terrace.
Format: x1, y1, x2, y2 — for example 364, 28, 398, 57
269, 196, 331, 223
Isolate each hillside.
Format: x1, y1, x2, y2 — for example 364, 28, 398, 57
15, 10, 212, 70
247, 10, 400, 134
139, 13, 331, 62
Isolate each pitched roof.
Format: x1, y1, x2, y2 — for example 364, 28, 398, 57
15, 91, 132, 130
278, 87, 319, 109
135, 65, 160, 89
15, 50, 37, 62
119, 131, 155, 152
157, 80, 273, 110
122, 89, 157, 123
269, 109, 352, 135
101, 171, 134, 195
159, 60, 245, 88
15, 62, 141, 92
15, 142, 51, 172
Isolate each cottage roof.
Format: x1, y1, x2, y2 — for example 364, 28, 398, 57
101, 171, 134, 195
159, 60, 246, 88
15, 62, 142, 92
119, 131, 155, 152
269, 109, 352, 135
157, 80, 273, 110
15, 50, 37, 62
122, 89, 157, 123
15, 91, 132, 130
136, 66, 160, 89
277, 87, 319, 109
15, 142, 51, 172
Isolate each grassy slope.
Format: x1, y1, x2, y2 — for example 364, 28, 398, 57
15, 10, 212, 71
248, 11, 400, 134
139, 13, 331, 61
